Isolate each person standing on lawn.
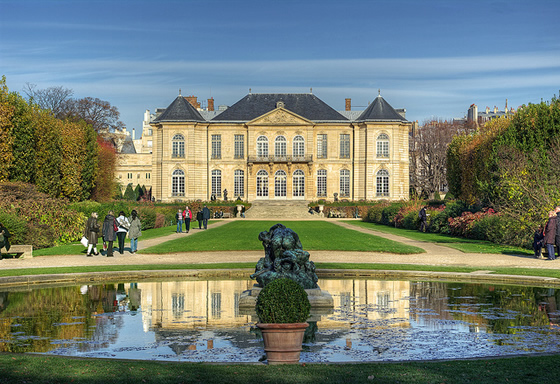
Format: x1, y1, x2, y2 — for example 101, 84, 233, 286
176, 209, 183, 233
544, 210, 557, 260
102, 211, 117, 257
202, 205, 210, 230
128, 210, 142, 253
116, 211, 130, 254
183, 206, 192, 233
196, 210, 203, 229
84, 212, 100, 257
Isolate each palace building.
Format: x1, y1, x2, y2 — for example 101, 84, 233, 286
117, 91, 411, 202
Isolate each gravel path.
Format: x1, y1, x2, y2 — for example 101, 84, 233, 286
1, 219, 557, 271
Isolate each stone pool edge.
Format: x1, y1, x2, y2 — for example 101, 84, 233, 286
1, 268, 560, 289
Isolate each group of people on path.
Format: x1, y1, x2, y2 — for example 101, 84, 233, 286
83, 210, 142, 257
534, 206, 560, 260
176, 205, 211, 233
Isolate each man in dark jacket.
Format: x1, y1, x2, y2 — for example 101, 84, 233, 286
196, 210, 203, 229
202, 205, 210, 230
544, 210, 557, 260
419, 206, 427, 232
102, 211, 117, 257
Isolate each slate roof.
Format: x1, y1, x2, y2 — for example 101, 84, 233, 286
153, 96, 205, 123
211, 93, 349, 122
120, 135, 137, 154
356, 95, 408, 122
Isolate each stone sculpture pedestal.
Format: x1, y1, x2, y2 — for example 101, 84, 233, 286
239, 284, 334, 318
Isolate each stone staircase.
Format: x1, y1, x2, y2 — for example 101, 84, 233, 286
244, 200, 318, 220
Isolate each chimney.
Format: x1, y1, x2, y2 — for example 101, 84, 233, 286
185, 96, 200, 109
208, 97, 215, 111
345, 98, 351, 111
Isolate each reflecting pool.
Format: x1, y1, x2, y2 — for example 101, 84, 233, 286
1, 278, 560, 362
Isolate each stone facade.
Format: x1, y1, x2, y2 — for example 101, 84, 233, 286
116, 92, 411, 202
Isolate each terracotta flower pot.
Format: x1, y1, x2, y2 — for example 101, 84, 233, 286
257, 322, 309, 364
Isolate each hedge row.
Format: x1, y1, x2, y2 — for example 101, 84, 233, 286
362, 199, 533, 249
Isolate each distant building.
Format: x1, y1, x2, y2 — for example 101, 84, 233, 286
116, 91, 412, 202
465, 100, 515, 126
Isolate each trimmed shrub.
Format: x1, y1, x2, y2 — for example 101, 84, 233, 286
0, 212, 27, 245
256, 278, 310, 324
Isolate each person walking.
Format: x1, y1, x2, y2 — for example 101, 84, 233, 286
128, 210, 142, 253
0, 222, 11, 260
84, 212, 100, 257
544, 210, 557, 260
102, 210, 117, 257
202, 205, 210, 230
116, 211, 130, 254
196, 210, 203, 229
419, 206, 428, 232
176, 209, 183, 233
183, 206, 192, 233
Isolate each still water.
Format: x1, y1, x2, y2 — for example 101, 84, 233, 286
1, 278, 560, 362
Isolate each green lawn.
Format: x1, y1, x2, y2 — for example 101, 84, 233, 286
345, 220, 533, 256
0, 353, 556, 384
140, 220, 425, 254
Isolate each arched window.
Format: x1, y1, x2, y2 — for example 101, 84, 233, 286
274, 170, 287, 197
292, 135, 305, 158
234, 170, 244, 198
293, 169, 305, 198
172, 169, 185, 196
376, 169, 389, 197
256, 169, 269, 197
340, 169, 350, 197
317, 169, 327, 197
257, 136, 268, 158
376, 133, 389, 158
275, 136, 287, 158
211, 170, 222, 198
172, 134, 185, 158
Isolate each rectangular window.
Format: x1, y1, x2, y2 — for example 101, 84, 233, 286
234, 134, 244, 159
146, 173, 151, 179
127, 173, 132, 179
212, 170, 222, 197
317, 134, 327, 159
340, 170, 350, 197
211, 134, 221, 159
317, 169, 327, 197
340, 134, 350, 159
211, 292, 222, 319
234, 170, 244, 198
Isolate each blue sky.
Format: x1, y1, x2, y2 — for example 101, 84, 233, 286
1, 0, 559, 136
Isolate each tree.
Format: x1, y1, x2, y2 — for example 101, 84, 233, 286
22, 83, 73, 119
410, 119, 471, 198
0, 76, 15, 181
91, 138, 118, 202
65, 97, 125, 133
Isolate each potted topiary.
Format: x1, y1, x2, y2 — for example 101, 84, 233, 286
256, 278, 311, 364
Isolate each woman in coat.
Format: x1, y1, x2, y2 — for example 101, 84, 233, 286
84, 212, 100, 257
544, 210, 557, 260
183, 206, 192, 233
128, 210, 142, 253
116, 211, 130, 254
102, 210, 117, 257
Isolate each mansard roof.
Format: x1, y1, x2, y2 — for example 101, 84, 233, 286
211, 93, 349, 122
153, 96, 205, 123
120, 135, 137, 154
356, 95, 408, 122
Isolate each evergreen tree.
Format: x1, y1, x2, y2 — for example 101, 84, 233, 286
124, 183, 136, 201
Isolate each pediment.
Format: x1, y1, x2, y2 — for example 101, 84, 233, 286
248, 108, 313, 126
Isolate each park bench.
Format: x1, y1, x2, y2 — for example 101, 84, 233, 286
222, 212, 232, 218
1, 245, 33, 259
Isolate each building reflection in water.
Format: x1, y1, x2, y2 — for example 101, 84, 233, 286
3, 278, 559, 361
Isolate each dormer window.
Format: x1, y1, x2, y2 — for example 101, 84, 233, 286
276, 101, 285, 109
